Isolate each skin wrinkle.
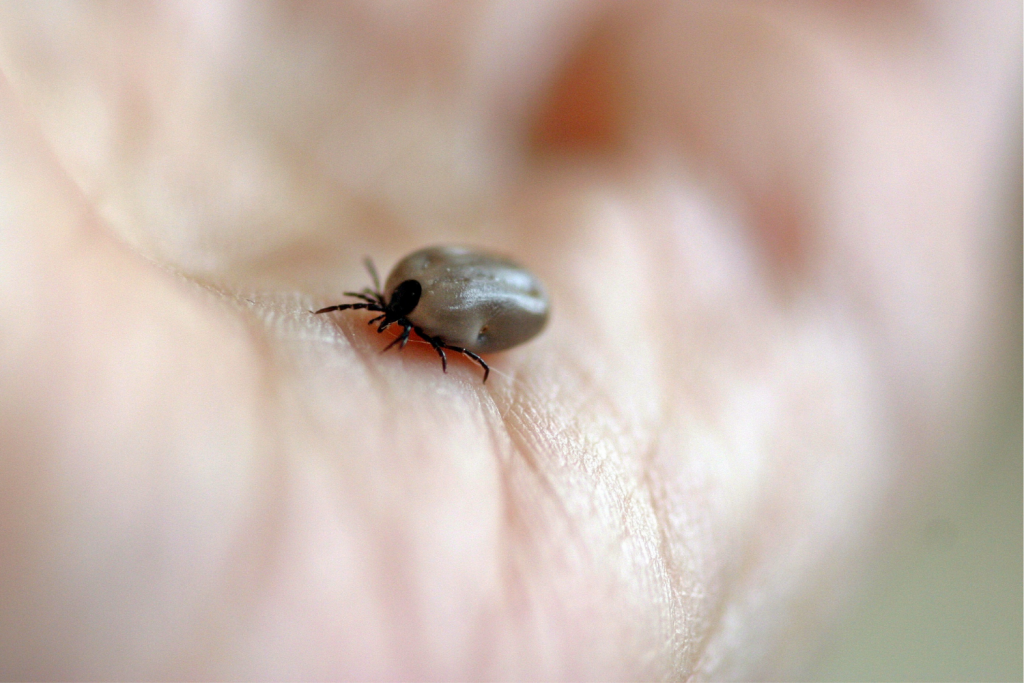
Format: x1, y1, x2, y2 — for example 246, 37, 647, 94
637, 437, 681, 676
630, 443, 690, 679
644, 417, 707, 677
665, 443, 730, 683
489, 344, 668, 675
540, 309, 700, 671
492, 328, 681, 675
690, 378, 785, 680
499, 385, 587, 568
639, 206, 806, 680
638, 190, 718, 679
493, 410, 571, 671
631, 189, 742, 680
485, 186, 695, 675
493, 409, 565, 673
476, 390, 524, 672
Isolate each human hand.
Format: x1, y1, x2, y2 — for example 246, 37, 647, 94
0, 2, 1018, 678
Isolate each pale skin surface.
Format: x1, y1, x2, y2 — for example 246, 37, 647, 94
0, 1, 1018, 679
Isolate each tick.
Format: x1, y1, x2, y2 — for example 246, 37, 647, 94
314, 246, 550, 382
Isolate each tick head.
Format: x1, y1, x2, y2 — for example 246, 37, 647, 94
385, 279, 422, 320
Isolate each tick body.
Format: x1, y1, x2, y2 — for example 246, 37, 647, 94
314, 246, 550, 382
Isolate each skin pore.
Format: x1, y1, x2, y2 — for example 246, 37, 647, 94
0, 2, 1018, 678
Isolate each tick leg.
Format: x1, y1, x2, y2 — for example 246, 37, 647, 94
444, 345, 490, 383
382, 322, 412, 353
367, 314, 386, 326
363, 257, 381, 293
361, 287, 387, 307
315, 302, 382, 315
343, 291, 379, 304
415, 328, 448, 373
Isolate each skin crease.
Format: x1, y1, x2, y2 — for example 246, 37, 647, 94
0, 1, 1017, 679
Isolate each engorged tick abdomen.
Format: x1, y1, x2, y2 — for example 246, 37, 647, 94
382, 246, 549, 354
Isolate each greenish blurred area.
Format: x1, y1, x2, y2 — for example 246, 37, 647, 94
808, 100, 1023, 683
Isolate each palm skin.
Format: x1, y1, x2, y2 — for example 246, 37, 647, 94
0, 2, 1017, 678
